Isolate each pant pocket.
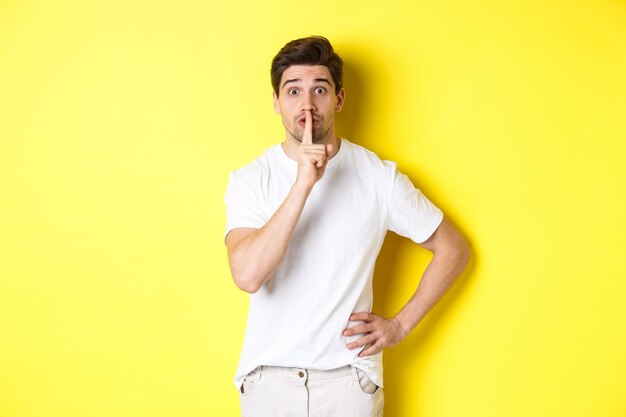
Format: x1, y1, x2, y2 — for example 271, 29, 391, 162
355, 368, 380, 395
240, 367, 262, 396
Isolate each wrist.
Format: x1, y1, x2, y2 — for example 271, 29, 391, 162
292, 179, 314, 195
393, 314, 414, 339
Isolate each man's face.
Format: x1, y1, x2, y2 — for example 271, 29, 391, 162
273, 65, 345, 143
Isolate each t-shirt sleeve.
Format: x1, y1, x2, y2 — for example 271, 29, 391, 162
224, 170, 268, 240
386, 163, 444, 243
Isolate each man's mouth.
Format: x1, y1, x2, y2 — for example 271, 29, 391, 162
297, 118, 319, 126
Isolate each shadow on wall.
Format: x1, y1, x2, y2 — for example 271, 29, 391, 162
335, 43, 478, 417
373, 228, 476, 416
334, 48, 373, 146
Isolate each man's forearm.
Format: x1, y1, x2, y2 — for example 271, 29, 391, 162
394, 247, 470, 336
228, 182, 312, 293
343, 219, 470, 357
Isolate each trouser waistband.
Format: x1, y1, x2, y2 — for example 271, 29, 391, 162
247, 365, 359, 382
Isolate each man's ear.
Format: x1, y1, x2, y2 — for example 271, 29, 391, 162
273, 92, 281, 114
335, 88, 345, 112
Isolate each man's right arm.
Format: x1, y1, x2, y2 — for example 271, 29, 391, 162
225, 181, 311, 293
225, 110, 329, 293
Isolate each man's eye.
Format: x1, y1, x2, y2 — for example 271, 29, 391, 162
288, 89, 298, 95
314, 87, 326, 94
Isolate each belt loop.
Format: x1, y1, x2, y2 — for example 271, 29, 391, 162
350, 365, 360, 382
258, 365, 263, 380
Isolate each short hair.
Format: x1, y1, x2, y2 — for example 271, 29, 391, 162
271, 36, 343, 97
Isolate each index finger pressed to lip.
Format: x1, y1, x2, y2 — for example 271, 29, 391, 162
302, 110, 313, 145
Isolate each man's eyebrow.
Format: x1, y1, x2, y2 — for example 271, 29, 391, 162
282, 78, 333, 89
313, 78, 332, 86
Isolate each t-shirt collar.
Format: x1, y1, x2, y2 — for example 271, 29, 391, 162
276, 138, 346, 169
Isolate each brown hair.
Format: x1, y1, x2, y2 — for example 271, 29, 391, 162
271, 36, 343, 97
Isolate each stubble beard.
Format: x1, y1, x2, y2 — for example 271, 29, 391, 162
287, 120, 332, 144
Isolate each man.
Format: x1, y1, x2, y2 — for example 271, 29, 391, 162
224, 36, 470, 417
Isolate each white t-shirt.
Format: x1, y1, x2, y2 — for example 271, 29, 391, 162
224, 138, 444, 391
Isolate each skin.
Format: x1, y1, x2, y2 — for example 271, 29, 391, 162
273, 65, 345, 169
225, 64, 470, 358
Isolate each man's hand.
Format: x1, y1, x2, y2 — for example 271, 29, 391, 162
343, 312, 408, 357
296, 110, 332, 189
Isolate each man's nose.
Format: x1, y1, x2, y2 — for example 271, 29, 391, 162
300, 93, 316, 112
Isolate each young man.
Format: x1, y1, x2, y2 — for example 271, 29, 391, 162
224, 36, 470, 417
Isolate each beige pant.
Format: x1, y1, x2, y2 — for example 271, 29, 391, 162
239, 365, 384, 417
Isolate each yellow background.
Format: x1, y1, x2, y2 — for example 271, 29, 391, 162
1, 0, 625, 416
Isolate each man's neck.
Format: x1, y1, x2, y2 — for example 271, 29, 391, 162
281, 134, 341, 161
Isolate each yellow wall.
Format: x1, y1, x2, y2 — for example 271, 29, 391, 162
1, 1, 625, 416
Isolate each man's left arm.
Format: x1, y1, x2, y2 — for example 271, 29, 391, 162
344, 217, 470, 357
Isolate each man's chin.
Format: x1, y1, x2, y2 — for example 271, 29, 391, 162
292, 133, 324, 143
